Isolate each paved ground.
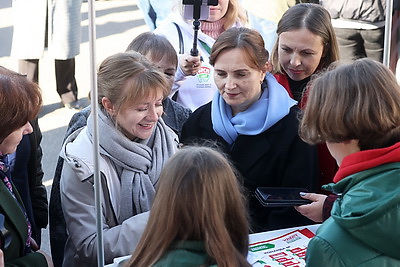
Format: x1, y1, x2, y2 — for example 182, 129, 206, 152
0, 0, 148, 256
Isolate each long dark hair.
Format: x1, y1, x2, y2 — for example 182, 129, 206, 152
127, 145, 250, 267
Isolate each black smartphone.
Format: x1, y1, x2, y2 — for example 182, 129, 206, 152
183, 4, 210, 20
255, 187, 312, 207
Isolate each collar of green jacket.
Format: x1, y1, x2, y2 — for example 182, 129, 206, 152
324, 162, 400, 259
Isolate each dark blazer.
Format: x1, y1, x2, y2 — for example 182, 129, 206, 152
181, 103, 319, 232
0, 171, 47, 266
12, 118, 48, 245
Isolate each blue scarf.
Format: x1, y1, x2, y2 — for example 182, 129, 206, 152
211, 73, 297, 145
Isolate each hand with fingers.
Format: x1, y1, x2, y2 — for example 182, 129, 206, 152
294, 192, 327, 223
179, 53, 203, 76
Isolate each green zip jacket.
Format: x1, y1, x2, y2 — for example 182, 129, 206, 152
154, 241, 217, 267
306, 162, 400, 266
0, 175, 47, 266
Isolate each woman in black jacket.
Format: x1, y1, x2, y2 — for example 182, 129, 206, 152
0, 66, 52, 266
12, 117, 48, 246
181, 27, 319, 232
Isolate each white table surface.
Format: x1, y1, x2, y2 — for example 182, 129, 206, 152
249, 224, 320, 244
106, 224, 321, 267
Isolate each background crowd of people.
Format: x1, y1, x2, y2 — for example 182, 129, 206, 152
0, 0, 399, 266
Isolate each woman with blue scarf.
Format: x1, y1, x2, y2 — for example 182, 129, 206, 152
181, 27, 319, 232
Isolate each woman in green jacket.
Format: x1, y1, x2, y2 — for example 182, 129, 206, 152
299, 58, 400, 266
0, 66, 52, 266
126, 145, 251, 267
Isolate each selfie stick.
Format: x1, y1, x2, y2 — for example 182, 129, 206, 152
190, 0, 202, 56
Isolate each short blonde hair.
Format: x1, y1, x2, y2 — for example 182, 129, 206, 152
125, 32, 178, 68
300, 58, 400, 150
97, 51, 169, 114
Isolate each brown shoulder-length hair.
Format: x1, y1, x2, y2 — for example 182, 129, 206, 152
125, 32, 178, 68
299, 58, 400, 151
0, 66, 42, 143
126, 145, 250, 267
271, 3, 339, 75
209, 27, 269, 71
97, 51, 169, 114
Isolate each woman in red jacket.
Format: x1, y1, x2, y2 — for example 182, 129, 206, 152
270, 3, 340, 191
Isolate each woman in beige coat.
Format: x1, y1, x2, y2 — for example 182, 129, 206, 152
11, 0, 83, 109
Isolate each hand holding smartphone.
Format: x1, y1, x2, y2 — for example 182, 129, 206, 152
255, 187, 312, 207
183, 4, 210, 20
